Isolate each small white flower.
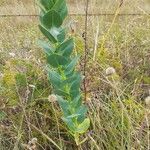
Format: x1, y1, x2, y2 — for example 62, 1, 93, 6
9, 52, 16, 57
48, 94, 57, 102
145, 96, 150, 107
105, 67, 116, 76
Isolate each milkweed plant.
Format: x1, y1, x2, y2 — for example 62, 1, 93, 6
38, 0, 90, 145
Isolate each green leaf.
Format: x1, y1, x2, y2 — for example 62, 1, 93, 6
52, 0, 68, 20
57, 29, 66, 43
50, 27, 66, 43
70, 73, 82, 99
62, 72, 81, 98
38, 0, 55, 11
39, 25, 66, 43
42, 10, 63, 29
64, 72, 79, 82
76, 105, 88, 123
71, 94, 82, 108
47, 53, 70, 68
76, 118, 90, 134
56, 96, 70, 116
62, 117, 76, 132
65, 56, 79, 75
37, 40, 55, 55
48, 70, 62, 88
39, 25, 57, 43
54, 88, 69, 97
56, 38, 74, 56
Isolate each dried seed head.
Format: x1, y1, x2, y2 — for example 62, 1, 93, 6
29, 84, 36, 88
27, 144, 36, 150
48, 94, 57, 102
9, 52, 16, 57
145, 96, 150, 107
70, 20, 77, 34
31, 138, 37, 144
0, 103, 5, 109
0, 72, 3, 78
27, 138, 37, 150
105, 67, 116, 76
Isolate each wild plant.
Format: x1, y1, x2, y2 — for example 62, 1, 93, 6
38, 0, 90, 145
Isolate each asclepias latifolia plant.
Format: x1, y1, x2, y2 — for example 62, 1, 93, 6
38, 0, 90, 145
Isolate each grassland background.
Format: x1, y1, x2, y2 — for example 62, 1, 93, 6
0, 0, 150, 150
0, 0, 150, 15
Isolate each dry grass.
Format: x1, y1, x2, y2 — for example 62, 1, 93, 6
0, 0, 150, 150
0, 0, 150, 15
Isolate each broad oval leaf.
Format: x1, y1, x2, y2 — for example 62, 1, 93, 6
39, 25, 57, 43
52, 0, 68, 20
42, 10, 63, 28
76, 118, 90, 134
48, 70, 62, 88
56, 38, 74, 56
47, 54, 70, 68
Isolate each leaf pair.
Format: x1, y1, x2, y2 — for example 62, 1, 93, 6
48, 70, 81, 99
57, 96, 90, 134
39, 0, 68, 43
39, 25, 65, 43
39, 0, 67, 20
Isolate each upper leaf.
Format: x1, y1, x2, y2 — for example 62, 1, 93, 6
42, 10, 63, 29
56, 38, 74, 57
38, 0, 55, 12
52, 0, 68, 20
39, 25, 65, 43
39, 25, 57, 43
47, 53, 70, 68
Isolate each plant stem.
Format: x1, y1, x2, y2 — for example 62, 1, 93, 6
83, 0, 89, 101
